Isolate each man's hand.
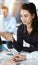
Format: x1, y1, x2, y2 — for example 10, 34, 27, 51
13, 54, 26, 62
0, 32, 6, 39
5, 32, 14, 42
0, 32, 14, 42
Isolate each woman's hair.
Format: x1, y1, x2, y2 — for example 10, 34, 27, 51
21, 3, 38, 33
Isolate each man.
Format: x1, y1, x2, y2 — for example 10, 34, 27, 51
0, 6, 16, 50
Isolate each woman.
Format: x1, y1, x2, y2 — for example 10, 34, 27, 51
13, 3, 38, 62
3, 3, 38, 65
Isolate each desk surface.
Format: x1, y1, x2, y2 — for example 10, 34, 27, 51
0, 51, 38, 65
0, 51, 13, 65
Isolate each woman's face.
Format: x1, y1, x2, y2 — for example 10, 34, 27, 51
20, 9, 35, 25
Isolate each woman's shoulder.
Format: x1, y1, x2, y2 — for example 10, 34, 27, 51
18, 24, 26, 29
18, 23, 24, 27
18, 24, 25, 31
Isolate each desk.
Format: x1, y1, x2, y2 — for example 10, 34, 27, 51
0, 50, 38, 65
0, 48, 19, 65
0, 50, 13, 65
19, 59, 38, 65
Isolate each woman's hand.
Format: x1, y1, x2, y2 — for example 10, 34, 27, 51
13, 54, 26, 62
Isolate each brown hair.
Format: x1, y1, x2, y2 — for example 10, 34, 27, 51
2, 6, 8, 11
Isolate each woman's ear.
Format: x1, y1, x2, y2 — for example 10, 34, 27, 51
32, 14, 35, 19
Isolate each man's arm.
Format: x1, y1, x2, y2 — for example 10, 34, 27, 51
0, 32, 6, 39
0, 32, 14, 42
5, 32, 14, 42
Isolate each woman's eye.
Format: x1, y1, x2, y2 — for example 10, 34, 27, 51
20, 15, 27, 17
24, 15, 27, 17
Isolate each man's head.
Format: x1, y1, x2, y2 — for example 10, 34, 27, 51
2, 6, 8, 18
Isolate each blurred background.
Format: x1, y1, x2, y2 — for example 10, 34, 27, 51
0, 0, 38, 23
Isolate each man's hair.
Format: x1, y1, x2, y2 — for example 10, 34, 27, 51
2, 6, 8, 11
